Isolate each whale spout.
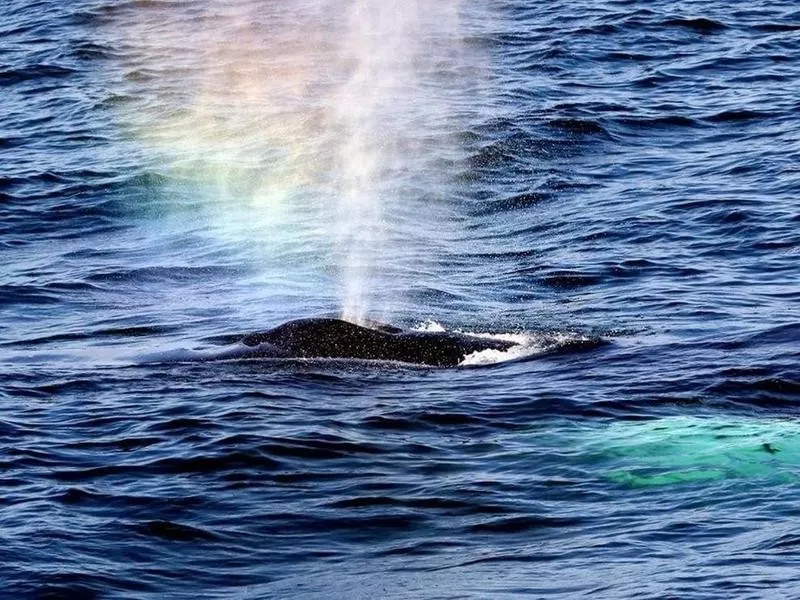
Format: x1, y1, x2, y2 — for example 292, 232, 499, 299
240, 318, 516, 367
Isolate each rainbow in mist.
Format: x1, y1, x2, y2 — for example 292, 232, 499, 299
111, 0, 478, 324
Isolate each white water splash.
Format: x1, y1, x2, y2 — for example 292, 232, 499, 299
411, 319, 448, 333
413, 320, 596, 366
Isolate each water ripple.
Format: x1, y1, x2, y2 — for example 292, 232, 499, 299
2, 0, 800, 597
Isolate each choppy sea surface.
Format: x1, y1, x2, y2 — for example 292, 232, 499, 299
2, 1, 799, 598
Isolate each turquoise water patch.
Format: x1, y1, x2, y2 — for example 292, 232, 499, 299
582, 417, 800, 487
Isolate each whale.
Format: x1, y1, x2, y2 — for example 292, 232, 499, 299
237, 317, 516, 367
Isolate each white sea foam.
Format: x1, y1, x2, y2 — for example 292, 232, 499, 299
459, 331, 545, 366
413, 321, 595, 366
411, 319, 447, 333
460, 331, 594, 366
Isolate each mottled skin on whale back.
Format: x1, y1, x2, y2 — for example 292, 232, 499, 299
240, 318, 513, 367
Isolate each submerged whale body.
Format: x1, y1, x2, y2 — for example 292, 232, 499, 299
239, 318, 515, 367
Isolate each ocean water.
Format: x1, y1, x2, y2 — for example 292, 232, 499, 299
2, 0, 799, 598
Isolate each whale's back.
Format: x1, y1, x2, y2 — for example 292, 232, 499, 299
240, 318, 515, 366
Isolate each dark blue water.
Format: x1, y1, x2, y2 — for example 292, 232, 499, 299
2, 1, 799, 598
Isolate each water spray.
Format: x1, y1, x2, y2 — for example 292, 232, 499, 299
113, 0, 471, 323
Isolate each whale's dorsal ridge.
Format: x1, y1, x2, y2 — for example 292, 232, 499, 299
361, 320, 404, 335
